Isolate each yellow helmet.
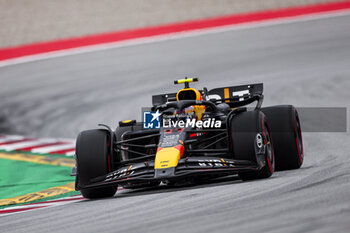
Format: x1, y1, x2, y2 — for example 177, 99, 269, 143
176, 87, 206, 120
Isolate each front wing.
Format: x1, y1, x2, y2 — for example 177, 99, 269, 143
78, 157, 259, 190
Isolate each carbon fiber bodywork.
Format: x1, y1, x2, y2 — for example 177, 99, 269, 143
74, 83, 268, 190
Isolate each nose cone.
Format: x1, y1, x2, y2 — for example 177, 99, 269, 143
154, 167, 175, 178
154, 145, 184, 178
154, 145, 184, 169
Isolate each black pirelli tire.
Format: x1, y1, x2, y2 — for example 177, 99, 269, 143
230, 110, 275, 181
261, 105, 304, 171
76, 129, 117, 199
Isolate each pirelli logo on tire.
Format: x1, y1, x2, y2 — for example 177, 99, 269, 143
256, 133, 263, 148
255, 133, 266, 156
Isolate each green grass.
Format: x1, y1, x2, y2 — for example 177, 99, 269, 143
0, 157, 77, 209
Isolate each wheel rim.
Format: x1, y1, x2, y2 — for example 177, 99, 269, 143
264, 122, 275, 173
295, 112, 304, 163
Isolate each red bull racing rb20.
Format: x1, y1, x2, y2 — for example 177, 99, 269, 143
72, 78, 304, 199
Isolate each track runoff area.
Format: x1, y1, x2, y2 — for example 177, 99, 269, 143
0, 1, 350, 216
0, 135, 79, 215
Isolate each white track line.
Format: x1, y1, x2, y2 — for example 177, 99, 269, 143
31, 143, 76, 154
0, 135, 25, 143
0, 138, 58, 151
0, 135, 76, 155
3, 196, 84, 210
65, 151, 76, 156
0, 187, 127, 216
0, 195, 85, 217
0, 9, 349, 68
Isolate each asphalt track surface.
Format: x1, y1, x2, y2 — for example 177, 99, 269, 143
1, 14, 350, 233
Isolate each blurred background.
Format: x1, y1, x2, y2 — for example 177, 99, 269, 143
0, 0, 338, 47
0, 1, 349, 232
0, 0, 345, 138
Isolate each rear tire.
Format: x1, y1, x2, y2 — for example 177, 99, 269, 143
261, 105, 304, 170
76, 129, 117, 199
230, 110, 275, 181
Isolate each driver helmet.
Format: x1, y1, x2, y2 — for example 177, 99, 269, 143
176, 88, 206, 120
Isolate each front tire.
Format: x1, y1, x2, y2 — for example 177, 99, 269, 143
230, 110, 275, 181
76, 129, 117, 199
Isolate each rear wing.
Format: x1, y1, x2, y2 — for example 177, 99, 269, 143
152, 83, 264, 108
152, 92, 178, 107
207, 83, 263, 108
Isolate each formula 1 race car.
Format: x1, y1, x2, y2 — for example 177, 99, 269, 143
72, 78, 304, 199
